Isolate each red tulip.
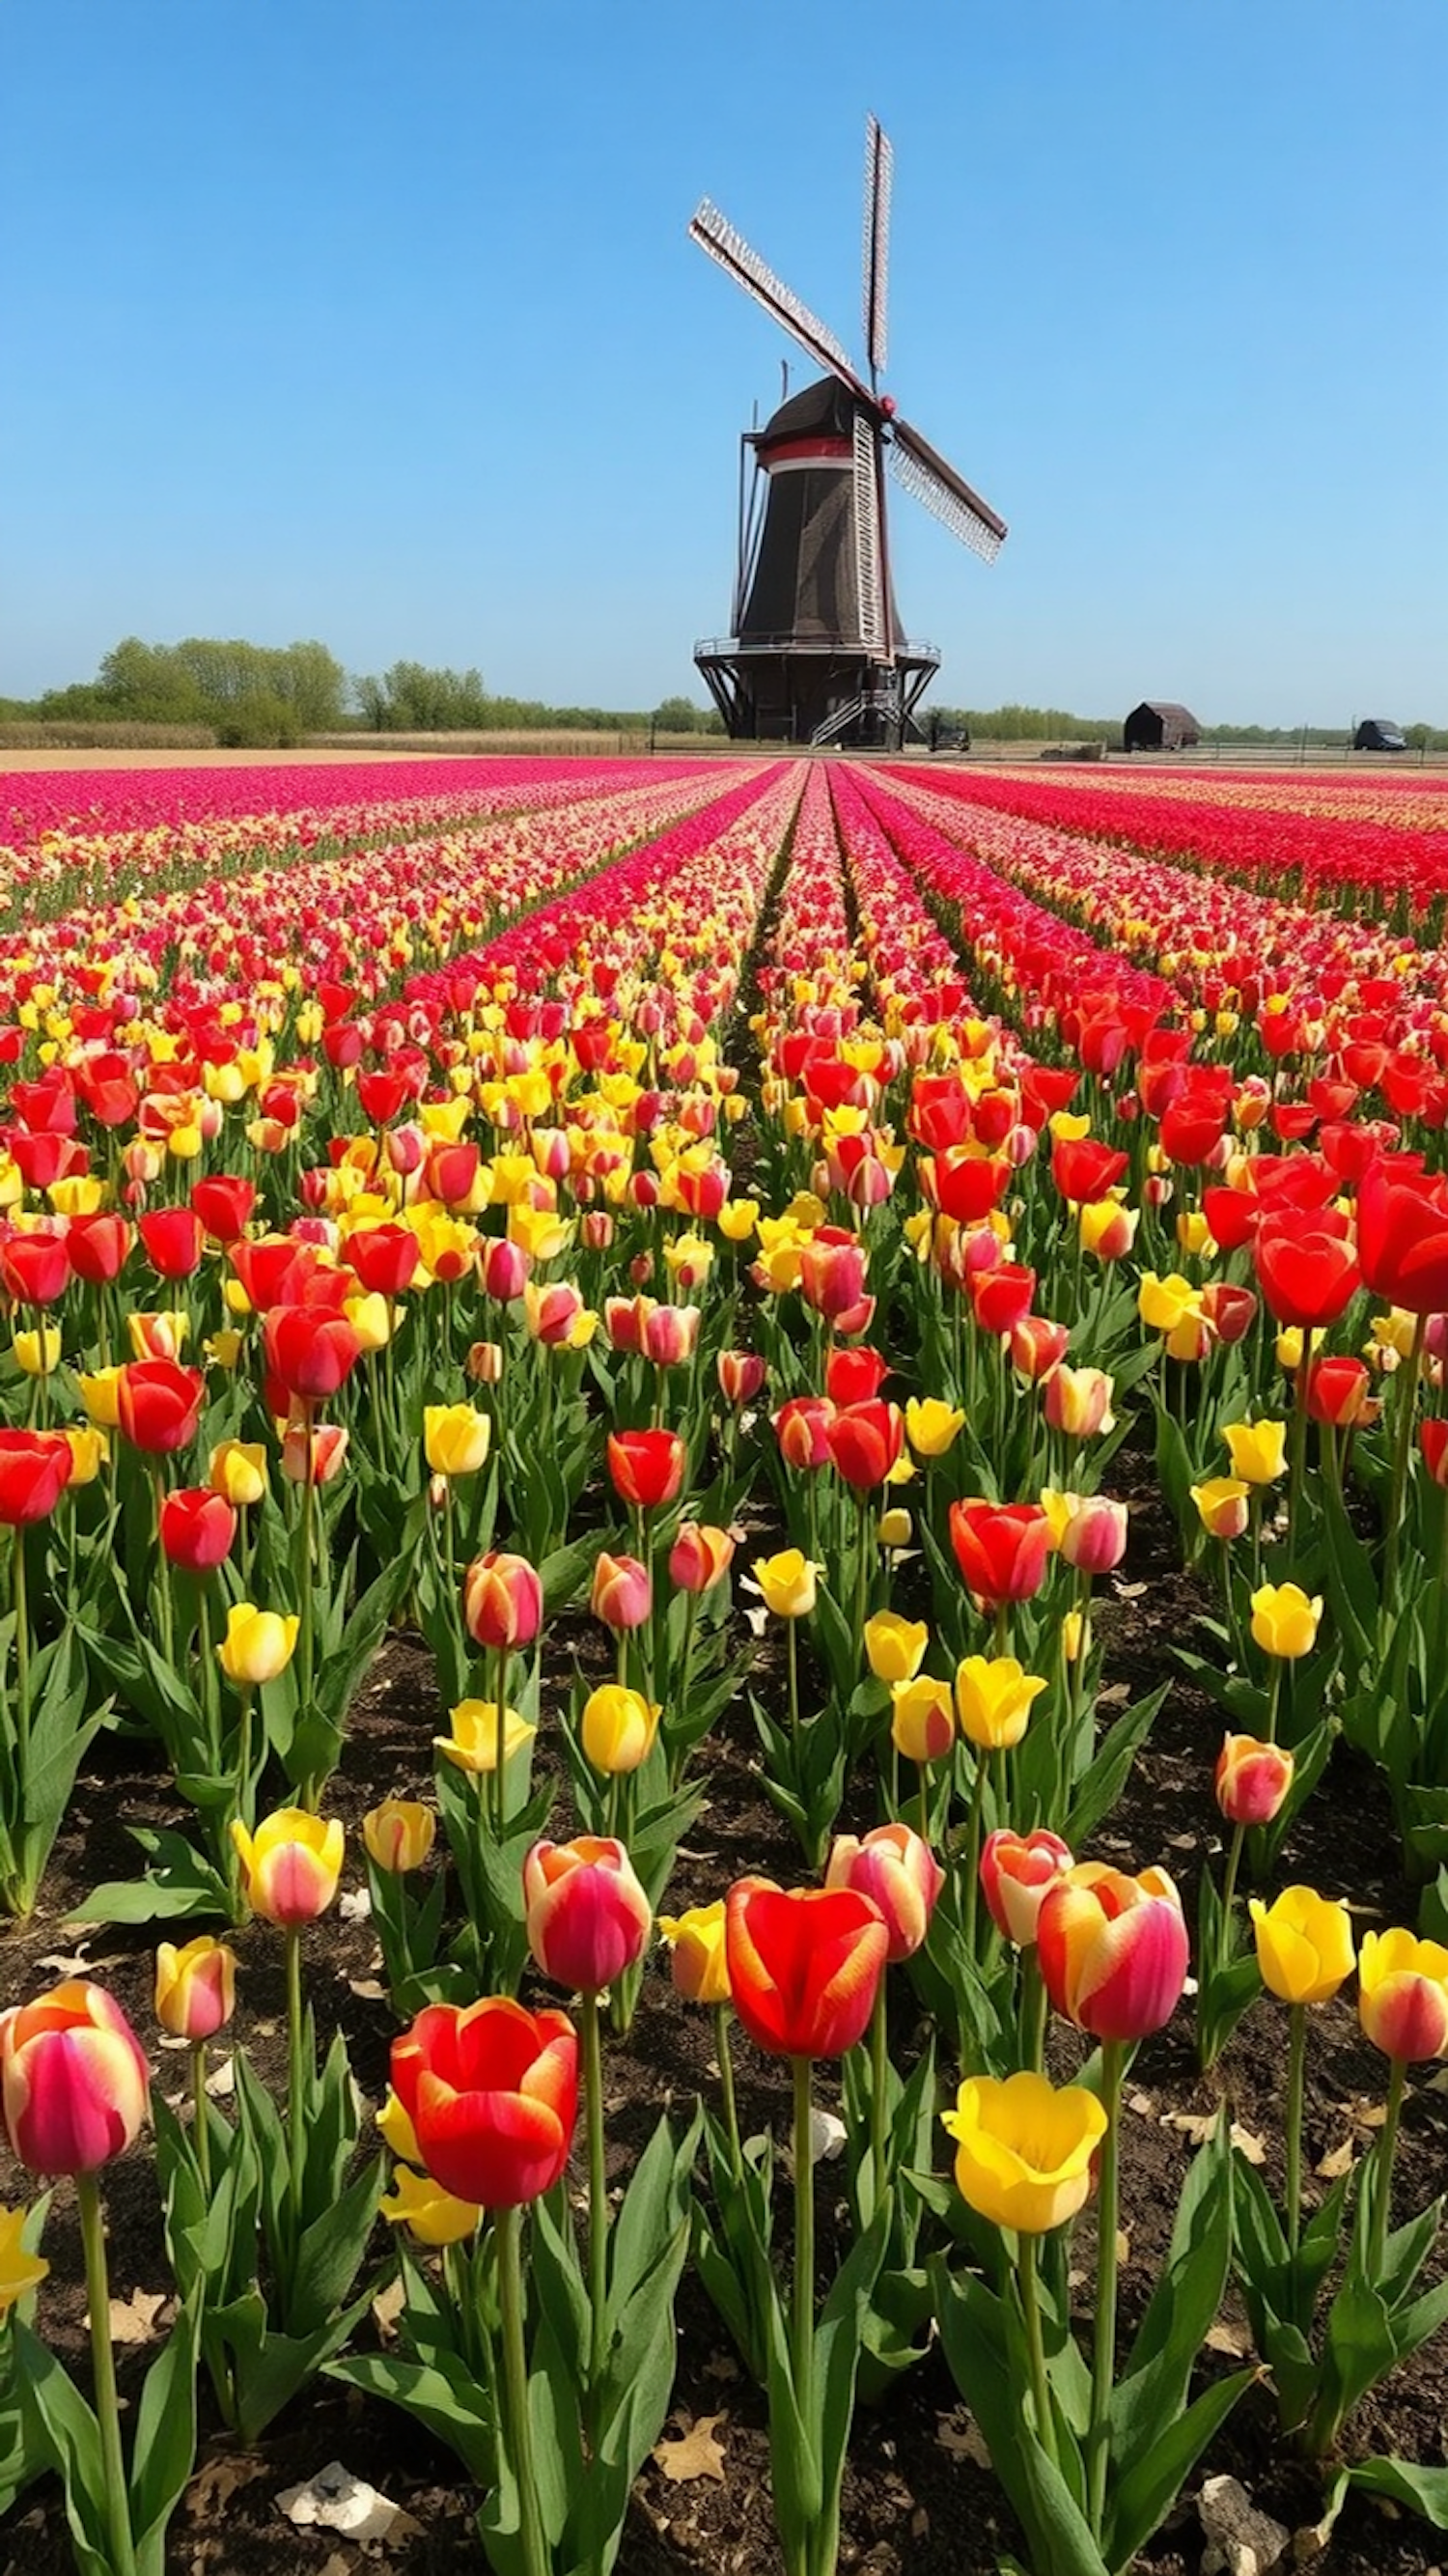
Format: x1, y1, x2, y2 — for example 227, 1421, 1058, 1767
1038, 1863, 1189, 2041
347, 1224, 421, 1296
1, 1980, 150, 2176
462, 1552, 543, 1650
590, 1552, 652, 1631
823, 1345, 889, 1408
798, 1235, 867, 1323
825, 1399, 905, 1491
190, 1174, 257, 1244
1305, 1354, 1375, 1427
1253, 1218, 1359, 1330
0, 1231, 70, 1306
64, 1212, 133, 1286
138, 1208, 205, 1280
969, 1263, 1037, 1335
774, 1394, 836, 1472
717, 1349, 766, 1407
1357, 1158, 1448, 1317
115, 1359, 205, 1455
606, 1428, 685, 1512
1214, 1735, 1295, 1827
980, 1828, 1075, 1946
724, 1878, 888, 2058
158, 1487, 237, 1571
948, 1500, 1053, 1610
0, 1429, 72, 1526
824, 1824, 943, 1962
1051, 1137, 1128, 1204
668, 1522, 736, 1592
264, 1306, 362, 1402
391, 1997, 577, 2208
523, 1836, 652, 1991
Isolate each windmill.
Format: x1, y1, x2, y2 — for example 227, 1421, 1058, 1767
689, 117, 1007, 749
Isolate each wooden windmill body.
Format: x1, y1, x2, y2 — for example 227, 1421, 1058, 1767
690, 119, 1007, 749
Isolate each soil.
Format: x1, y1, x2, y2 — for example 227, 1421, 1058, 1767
2, 1442, 1445, 2576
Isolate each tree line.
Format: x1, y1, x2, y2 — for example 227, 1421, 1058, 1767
1, 640, 1440, 748
0, 641, 726, 743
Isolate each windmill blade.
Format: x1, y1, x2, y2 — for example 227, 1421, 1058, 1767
689, 199, 872, 401
888, 414, 1007, 562
862, 115, 893, 381
851, 412, 889, 658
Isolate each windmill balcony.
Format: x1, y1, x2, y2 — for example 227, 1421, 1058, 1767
694, 631, 941, 660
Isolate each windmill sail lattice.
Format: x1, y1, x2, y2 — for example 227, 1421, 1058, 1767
690, 118, 1007, 748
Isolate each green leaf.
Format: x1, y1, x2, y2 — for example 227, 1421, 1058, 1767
1063, 1683, 1167, 1847
1105, 2368, 1257, 2573
130, 2291, 203, 2575
12, 2318, 109, 2576
1341, 2455, 1448, 2529
327, 2350, 494, 2487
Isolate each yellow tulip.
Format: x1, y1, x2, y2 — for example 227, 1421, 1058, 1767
905, 1397, 965, 1458
749, 1550, 821, 1618
436, 1699, 537, 1775
423, 1403, 492, 1479
379, 2160, 484, 2246
862, 1610, 929, 1685
64, 1423, 108, 1485
0, 2205, 49, 2316
1223, 1418, 1288, 1486
1138, 1272, 1205, 1334
363, 1799, 436, 1873
942, 2072, 1108, 2233
13, 1327, 60, 1377
209, 1441, 268, 1507
1250, 1582, 1323, 1660
890, 1675, 956, 1764
580, 1685, 660, 1775
1190, 1476, 1250, 1540
877, 1506, 912, 1552
216, 1604, 299, 1686
954, 1656, 1048, 1750
657, 1900, 731, 2004
1249, 1886, 1355, 2004
231, 1807, 345, 1926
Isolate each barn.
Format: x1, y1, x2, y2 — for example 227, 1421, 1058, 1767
1122, 700, 1202, 753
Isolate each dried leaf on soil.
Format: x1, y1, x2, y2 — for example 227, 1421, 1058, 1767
654, 2413, 728, 2483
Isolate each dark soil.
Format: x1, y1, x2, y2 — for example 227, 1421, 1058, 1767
3, 1457, 1446, 2574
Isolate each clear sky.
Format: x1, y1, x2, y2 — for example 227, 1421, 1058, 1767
2, 0, 1444, 727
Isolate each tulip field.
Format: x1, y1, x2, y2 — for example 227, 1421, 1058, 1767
7, 752, 1448, 2576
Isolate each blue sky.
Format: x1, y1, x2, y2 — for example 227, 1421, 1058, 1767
2, 1, 1444, 726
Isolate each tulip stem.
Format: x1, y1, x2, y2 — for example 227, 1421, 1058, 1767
1288, 1326, 1315, 1552
190, 2042, 212, 2198
1020, 1946, 1048, 2074
286, 1927, 307, 2236
581, 1987, 609, 2409
1219, 1824, 1246, 1956
152, 1464, 176, 1669
1285, 2003, 1307, 2256
496, 2203, 549, 2576
1087, 2037, 1125, 2541
962, 1750, 988, 1958
786, 1619, 801, 1750
792, 2053, 816, 2436
869, 1977, 890, 2218
298, 1430, 316, 1762
12, 1530, 30, 1777
76, 2170, 137, 2576
1370, 2055, 1407, 2278
1265, 1663, 1283, 1749
714, 2004, 744, 2189
492, 1646, 509, 1836
1383, 1311, 1428, 1609
1018, 2230, 1057, 2472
